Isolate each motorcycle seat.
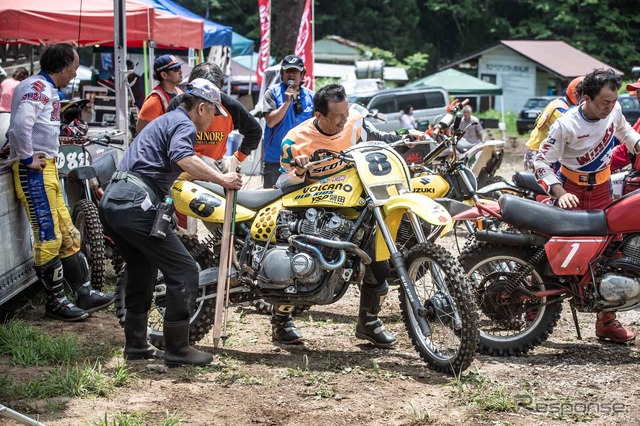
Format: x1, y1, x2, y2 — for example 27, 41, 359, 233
512, 172, 547, 196
499, 194, 608, 236
194, 180, 284, 210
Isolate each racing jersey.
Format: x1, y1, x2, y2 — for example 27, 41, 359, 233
534, 102, 640, 191
7, 74, 61, 161
138, 85, 183, 123
525, 97, 572, 151
278, 109, 400, 187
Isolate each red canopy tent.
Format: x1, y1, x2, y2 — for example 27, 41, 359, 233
0, 0, 204, 49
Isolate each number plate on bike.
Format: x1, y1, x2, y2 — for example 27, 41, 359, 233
57, 144, 92, 175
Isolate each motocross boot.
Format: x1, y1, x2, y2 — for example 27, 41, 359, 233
124, 311, 164, 360
62, 252, 114, 314
271, 305, 304, 344
355, 281, 397, 349
35, 258, 89, 322
163, 319, 213, 367
596, 312, 636, 343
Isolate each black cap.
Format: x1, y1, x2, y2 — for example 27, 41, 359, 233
281, 55, 304, 71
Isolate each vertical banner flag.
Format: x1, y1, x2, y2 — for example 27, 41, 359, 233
256, 0, 271, 86
294, 0, 314, 90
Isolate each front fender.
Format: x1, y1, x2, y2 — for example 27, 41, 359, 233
375, 193, 452, 261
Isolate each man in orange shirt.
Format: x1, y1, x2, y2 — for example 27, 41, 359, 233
135, 54, 184, 134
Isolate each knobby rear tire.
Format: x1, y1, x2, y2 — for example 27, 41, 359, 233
459, 241, 562, 356
72, 199, 106, 291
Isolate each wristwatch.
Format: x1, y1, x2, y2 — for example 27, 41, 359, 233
294, 169, 306, 178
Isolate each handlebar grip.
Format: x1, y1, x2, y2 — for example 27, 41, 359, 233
109, 138, 125, 145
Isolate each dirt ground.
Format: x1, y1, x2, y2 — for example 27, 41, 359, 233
3, 141, 640, 426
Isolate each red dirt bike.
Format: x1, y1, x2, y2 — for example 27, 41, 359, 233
456, 192, 640, 356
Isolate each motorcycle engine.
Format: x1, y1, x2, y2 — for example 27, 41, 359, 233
598, 235, 640, 306
252, 208, 355, 294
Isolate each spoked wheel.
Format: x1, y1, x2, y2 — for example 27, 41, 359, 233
114, 234, 218, 348
459, 242, 562, 356
399, 243, 479, 374
72, 199, 106, 290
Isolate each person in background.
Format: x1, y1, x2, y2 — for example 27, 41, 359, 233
166, 62, 262, 231
399, 104, 417, 130
610, 78, 640, 171
261, 55, 315, 188
0, 67, 29, 153
136, 54, 184, 134
167, 62, 262, 173
459, 105, 483, 145
534, 68, 640, 343
99, 79, 243, 366
7, 43, 113, 322
523, 76, 584, 171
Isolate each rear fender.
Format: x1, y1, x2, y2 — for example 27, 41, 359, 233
375, 193, 452, 261
452, 200, 500, 221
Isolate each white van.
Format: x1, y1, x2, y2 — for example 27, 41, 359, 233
348, 86, 449, 133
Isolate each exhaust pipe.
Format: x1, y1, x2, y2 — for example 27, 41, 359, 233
476, 230, 548, 246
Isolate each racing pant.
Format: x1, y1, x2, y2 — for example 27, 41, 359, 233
559, 172, 613, 210
12, 158, 81, 266
99, 179, 199, 321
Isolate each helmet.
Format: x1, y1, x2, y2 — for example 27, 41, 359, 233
60, 118, 89, 139
566, 76, 584, 105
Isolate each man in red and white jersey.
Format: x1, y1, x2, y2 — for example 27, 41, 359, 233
534, 68, 640, 343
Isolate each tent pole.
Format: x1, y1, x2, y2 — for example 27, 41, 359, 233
113, 0, 128, 135
143, 41, 150, 94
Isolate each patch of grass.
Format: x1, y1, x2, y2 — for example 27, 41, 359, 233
477, 109, 519, 138
0, 319, 78, 366
365, 361, 408, 380
471, 386, 518, 412
6, 361, 135, 400
92, 411, 149, 426
407, 402, 433, 425
447, 368, 518, 413
314, 384, 338, 399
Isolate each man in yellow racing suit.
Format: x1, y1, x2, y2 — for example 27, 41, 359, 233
523, 76, 584, 171
272, 83, 424, 347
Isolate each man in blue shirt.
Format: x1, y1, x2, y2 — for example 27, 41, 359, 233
99, 79, 242, 367
262, 55, 315, 188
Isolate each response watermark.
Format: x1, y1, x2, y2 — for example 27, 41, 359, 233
516, 394, 628, 416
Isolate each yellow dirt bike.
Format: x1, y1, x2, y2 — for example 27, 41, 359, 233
115, 141, 479, 373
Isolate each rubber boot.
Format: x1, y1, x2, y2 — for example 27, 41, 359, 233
124, 311, 164, 360
355, 282, 397, 348
271, 305, 303, 344
62, 252, 114, 313
596, 312, 636, 343
163, 319, 213, 367
35, 258, 88, 322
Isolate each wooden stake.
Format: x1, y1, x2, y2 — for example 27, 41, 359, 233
213, 188, 235, 347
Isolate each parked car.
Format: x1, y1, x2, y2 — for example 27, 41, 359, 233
342, 78, 384, 96
515, 96, 556, 135
619, 93, 640, 125
347, 86, 449, 133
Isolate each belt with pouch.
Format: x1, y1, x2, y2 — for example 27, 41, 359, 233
560, 165, 611, 186
111, 170, 160, 204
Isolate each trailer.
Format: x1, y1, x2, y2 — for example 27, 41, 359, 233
0, 159, 38, 306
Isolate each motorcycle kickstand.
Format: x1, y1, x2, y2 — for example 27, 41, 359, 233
570, 305, 582, 340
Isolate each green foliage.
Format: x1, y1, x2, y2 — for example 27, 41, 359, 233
173, 0, 640, 73
0, 319, 78, 366
1, 362, 135, 401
